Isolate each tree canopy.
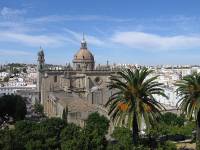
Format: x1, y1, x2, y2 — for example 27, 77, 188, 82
0, 112, 110, 150
106, 67, 167, 144
0, 95, 27, 122
176, 72, 200, 149
34, 102, 44, 116
85, 112, 110, 137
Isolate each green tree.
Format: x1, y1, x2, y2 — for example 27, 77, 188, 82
149, 112, 195, 138
0, 129, 25, 150
160, 112, 185, 127
105, 68, 167, 144
0, 68, 6, 72
14, 118, 67, 150
34, 102, 44, 116
0, 115, 109, 150
14, 120, 43, 148
111, 127, 133, 149
25, 140, 44, 150
0, 95, 27, 122
85, 112, 109, 137
22, 68, 27, 73
3, 76, 9, 82
176, 72, 200, 149
13, 68, 19, 75
40, 118, 67, 137
60, 123, 81, 150
84, 112, 109, 149
62, 106, 68, 123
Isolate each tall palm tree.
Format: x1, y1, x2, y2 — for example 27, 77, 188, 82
176, 72, 200, 150
105, 67, 167, 144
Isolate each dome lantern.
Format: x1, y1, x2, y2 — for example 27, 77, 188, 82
81, 33, 87, 49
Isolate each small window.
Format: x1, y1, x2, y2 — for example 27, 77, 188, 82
54, 76, 57, 82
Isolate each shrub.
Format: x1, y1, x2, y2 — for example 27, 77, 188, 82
157, 141, 177, 150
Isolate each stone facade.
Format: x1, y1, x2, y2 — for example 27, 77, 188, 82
37, 38, 117, 128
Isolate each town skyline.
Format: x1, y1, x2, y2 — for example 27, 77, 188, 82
0, 0, 200, 65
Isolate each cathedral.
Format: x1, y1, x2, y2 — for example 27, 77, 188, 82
37, 36, 117, 127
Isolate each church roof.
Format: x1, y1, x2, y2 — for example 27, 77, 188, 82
49, 90, 95, 113
73, 36, 94, 63
68, 99, 95, 113
74, 48, 94, 62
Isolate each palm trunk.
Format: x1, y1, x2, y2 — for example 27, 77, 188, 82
197, 110, 200, 150
132, 111, 139, 145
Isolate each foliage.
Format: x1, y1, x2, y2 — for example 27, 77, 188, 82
3, 76, 9, 82
0, 68, 6, 72
157, 141, 177, 150
108, 127, 178, 150
34, 102, 44, 116
149, 113, 195, 138
160, 112, 185, 127
106, 143, 149, 150
25, 139, 44, 150
176, 73, 200, 119
62, 106, 68, 122
83, 112, 109, 149
7, 63, 26, 75
8, 63, 25, 68
0, 95, 27, 122
85, 112, 109, 137
22, 68, 27, 73
150, 122, 195, 138
105, 67, 167, 144
176, 72, 200, 149
11, 118, 67, 150
0, 129, 25, 150
0, 112, 110, 150
111, 127, 132, 150
12, 68, 20, 75
39, 117, 67, 137
61, 112, 109, 150
60, 123, 81, 149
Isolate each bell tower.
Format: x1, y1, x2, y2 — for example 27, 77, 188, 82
37, 47, 45, 70
37, 47, 45, 103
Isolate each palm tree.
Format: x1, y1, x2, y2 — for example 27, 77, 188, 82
105, 67, 167, 144
176, 72, 200, 150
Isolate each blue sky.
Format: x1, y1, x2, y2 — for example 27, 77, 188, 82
0, 0, 200, 65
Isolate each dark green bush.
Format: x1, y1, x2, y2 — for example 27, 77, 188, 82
157, 141, 177, 150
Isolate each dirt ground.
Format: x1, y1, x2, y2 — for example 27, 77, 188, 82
176, 142, 196, 150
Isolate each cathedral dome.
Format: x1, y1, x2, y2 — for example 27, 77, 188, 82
74, 48, 94, 62
73, 39, 94, 63
73, 35, 95, 70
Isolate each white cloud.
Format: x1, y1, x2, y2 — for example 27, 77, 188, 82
0, 49, 32, 56
110, 31, 200, 51
30, 15, 132, 23
0, 31, 70, 47
0, 7, 26, 17
65, 29, 105, 46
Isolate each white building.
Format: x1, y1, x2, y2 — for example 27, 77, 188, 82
0, 72, 9, 78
